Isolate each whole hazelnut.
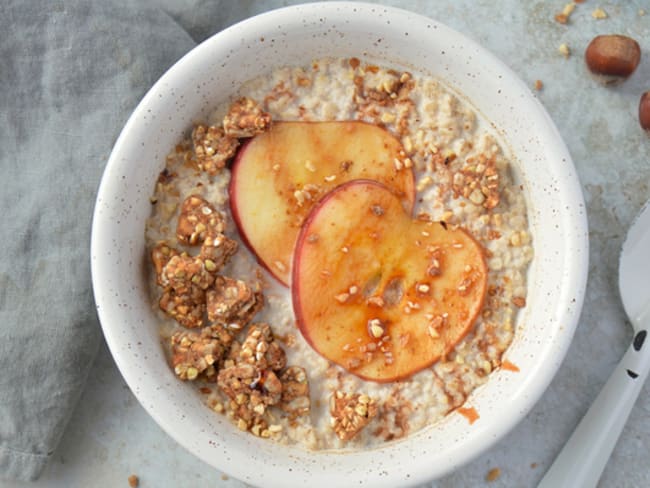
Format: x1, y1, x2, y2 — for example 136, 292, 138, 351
640, 92, 650, 132
585, 35, 641, 84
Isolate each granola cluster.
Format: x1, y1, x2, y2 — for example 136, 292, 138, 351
216, 324, 310, 435
191, 97, 271, 175
153, 198, 312, 436
153, 195, 242, 329
330, 391, 378, 441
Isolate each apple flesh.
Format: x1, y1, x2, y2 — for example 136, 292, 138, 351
292, 180, 487, 382
229, 121, 415, 285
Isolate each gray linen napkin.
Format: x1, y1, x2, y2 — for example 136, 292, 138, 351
0, 1, 195, 480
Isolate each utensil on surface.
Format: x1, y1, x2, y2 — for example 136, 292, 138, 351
539, 200, 650, 488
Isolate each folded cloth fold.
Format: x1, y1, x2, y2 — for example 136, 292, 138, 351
0, 1, 195, 481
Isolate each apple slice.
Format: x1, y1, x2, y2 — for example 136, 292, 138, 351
292, 180, 487, 382
229, 121, 415, 285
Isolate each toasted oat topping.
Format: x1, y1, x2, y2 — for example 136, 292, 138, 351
453, 154, 501, 209
159, 284, 206, 329
153, 195, 241, 328
217, 363, 280, 432
177, 195, 225, 245
330, 391, 378, 441
206, 276, 263, 326
161, 253, 216, 291
239, 323, 287, 371
216, 323, 308, 435
192, 124, 239, 175
170, 324, 234, 380
223, 97, 272, 138
199, 232, 239, 273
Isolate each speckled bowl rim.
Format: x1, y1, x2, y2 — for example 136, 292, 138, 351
91, 3, 589, 487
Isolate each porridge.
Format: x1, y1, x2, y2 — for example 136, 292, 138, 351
145, 58, 533, 449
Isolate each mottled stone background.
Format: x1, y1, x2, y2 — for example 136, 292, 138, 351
6, 1, 648, 487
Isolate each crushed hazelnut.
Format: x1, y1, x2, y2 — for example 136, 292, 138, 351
592, 7, 607, 19
558, 43, 571, 58
330, 391, 378, 441
223, 97, 272, 138
206, 276, 263, 326
192, 124, 239, 175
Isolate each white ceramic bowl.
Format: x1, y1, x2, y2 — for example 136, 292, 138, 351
91, 3, 588, 486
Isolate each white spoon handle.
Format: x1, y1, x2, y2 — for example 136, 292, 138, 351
538, 329, 650, 488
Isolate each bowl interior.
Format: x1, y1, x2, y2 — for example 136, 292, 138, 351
91, 3, 588, 487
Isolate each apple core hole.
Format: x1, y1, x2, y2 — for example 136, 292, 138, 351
383, 276, 404, 307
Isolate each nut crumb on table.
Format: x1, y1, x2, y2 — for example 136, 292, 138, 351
558, 43, 570, 58
592, 7, 607, 19
486, 467, 501, 482
128, 474, 139, 487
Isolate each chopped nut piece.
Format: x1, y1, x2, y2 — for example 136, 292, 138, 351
486, 467, 501, 482
128, 475, 139, 488
416, 283, 430, 295
223, 97, 272, 138
305, 159, 316, 172
558, 43, 571, 58
592, 7, 607, 19
192, 124, 239, 175
555, 3, 575, 24
534, 80, 543, 91
335, 292, 351, 304
330, 391, 378, 441
368, 318, 385, 338
176, 195, 224, 245
206, 276, 263, 326
366, 295, 385, 308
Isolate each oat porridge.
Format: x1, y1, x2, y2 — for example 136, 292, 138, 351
144, 57, 533, 449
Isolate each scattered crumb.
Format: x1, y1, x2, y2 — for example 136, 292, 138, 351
486, 467, 501, 482
221, 474, 230, 481
531, 462, 539, 469
592, 7, 608, 19
534, 80, 543, 91
128, 475, 139, 488
639, 9, 646, 16
554, 3, 576, 24
558, 43, 571, 58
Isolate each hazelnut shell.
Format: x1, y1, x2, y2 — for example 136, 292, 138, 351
585, 35, 641, 81
640, 92, 650, 132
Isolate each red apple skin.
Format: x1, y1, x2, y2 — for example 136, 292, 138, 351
229, 121, 415, 286
292, 179, 487, 383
